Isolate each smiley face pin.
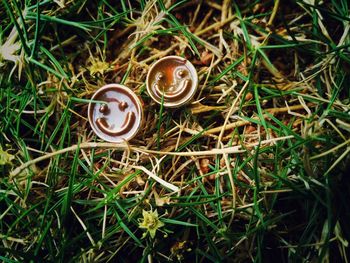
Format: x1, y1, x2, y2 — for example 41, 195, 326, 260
88, 84, 143, 143
146, 56, 198, 107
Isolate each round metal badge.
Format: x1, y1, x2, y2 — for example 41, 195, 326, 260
88, 84, 143, 143
146, 56, 198, 107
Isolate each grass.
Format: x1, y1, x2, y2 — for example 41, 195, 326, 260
1, 0, 350, 262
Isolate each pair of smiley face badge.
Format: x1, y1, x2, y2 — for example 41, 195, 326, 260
88, 56, 198, 143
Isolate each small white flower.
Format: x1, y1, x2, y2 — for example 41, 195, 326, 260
0, 27, 23, 78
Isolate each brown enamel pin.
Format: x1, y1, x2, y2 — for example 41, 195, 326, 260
146, 56, 198, 107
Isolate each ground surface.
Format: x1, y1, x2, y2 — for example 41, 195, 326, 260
0, 0, 350, 262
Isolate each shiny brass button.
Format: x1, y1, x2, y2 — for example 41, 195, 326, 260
88, 84, 143, 142
146, 56, 198, 107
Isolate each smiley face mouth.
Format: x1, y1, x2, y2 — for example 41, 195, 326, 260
96, 112, 136, 136
153, 78, 192, 100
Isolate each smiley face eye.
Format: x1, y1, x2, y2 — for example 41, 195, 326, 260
155, 72, 165, 81
118, 101, 128, 111
176, 69, 187, 78
99, 104, 110, 114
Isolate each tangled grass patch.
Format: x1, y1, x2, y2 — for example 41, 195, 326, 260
1, 1, 349, 262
